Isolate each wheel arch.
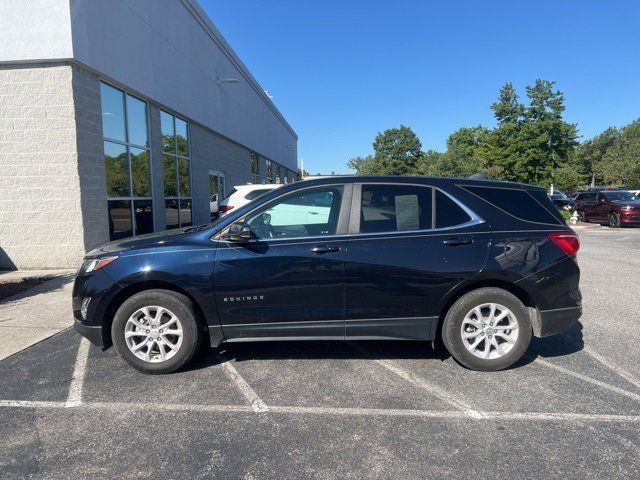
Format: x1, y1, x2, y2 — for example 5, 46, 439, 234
437, 279, 540, 337
101, 280, 209, 348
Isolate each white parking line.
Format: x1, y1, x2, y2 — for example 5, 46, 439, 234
216, 354, 269, 412
65, 338, 90, 407
534, 357, 640, 403
349, 343, 484, 418
583, 346, 640, 390
2, 399, 640, 424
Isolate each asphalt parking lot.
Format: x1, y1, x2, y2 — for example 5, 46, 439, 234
1, 227, 639, 480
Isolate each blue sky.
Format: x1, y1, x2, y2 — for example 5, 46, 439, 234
202, 0, 640, 174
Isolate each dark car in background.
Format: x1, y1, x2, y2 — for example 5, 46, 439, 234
548, 192, 571, 210
73, 176, 581, 374
573, 190, 640, 227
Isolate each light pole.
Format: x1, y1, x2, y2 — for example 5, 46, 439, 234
548, 139, 556, 195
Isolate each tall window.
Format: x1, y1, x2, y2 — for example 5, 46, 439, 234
161, 110, 192, 229
101, 82, 153, 241
251, 153, 260, 183
265, 159, 273, 183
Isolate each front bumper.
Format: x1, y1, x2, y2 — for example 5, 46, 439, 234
74, 319, 104, 347
537, 305, 582, 337
620, 210, 640, 224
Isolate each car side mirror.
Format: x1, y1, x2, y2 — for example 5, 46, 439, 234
222, 222, 253, 243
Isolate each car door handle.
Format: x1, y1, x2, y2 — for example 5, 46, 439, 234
308, 211, 319, 215
442, 237, 473, 246
310, 245, 340, 254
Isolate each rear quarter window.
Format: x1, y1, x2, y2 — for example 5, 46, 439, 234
245, 189, 270, 200
462, 185, 562, 225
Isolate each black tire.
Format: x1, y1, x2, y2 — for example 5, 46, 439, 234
608, 212, 621, 228
577, 210, 587, 223
112, 289, 201, 374
441, 288, 532, 371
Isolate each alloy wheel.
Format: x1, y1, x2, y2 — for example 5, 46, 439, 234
124, 306, 184, 363
460, 303, 519, 360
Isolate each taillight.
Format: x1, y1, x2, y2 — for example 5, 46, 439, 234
218, 205, 234, 212
548, 232, 580, 256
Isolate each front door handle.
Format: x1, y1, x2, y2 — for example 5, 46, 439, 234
442, 237, 473, 246
310, 245, 340, 254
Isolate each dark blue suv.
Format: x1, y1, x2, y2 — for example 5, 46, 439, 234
73, 176, 582, 373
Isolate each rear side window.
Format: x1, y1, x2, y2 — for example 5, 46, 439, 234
245, 189, 270, 200
435, 190, 471, 228
462, 185, 562, 224
359, 184, 432, 233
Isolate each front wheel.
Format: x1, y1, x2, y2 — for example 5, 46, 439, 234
441, 288, 532, 371
608, 212, 621, 228
112, 289, 202, 374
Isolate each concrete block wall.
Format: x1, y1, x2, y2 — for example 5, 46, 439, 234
0, 64, 85, 269
72, 65, 110, 252
190, 123, 254, 225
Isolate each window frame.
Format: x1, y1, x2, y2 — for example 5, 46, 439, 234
250, 152, 260, 184
349, 183, 483, 236
217, 183, 353, 243
161, 109, 193, 228
100, 81, 154, 239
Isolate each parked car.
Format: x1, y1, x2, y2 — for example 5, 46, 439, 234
572, 190, 640, 227
73, 176, 581, 373
217, 184, 282, 215
548, 192, 570, 210
209, 194, 218, 215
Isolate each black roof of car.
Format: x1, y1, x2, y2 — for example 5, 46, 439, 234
297, 175, 546, 191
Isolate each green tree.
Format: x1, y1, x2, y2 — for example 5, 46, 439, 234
489, 80, 579, 186
577, 127, 620, 186
348, 126, 424, 175
425, 126, 489, 177
594, 119, 640, 187
346, 155, 376, 174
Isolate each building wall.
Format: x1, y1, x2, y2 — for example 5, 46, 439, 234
0, 65, 85, 269
189, 123, 254, 225
72, 65, 109, 252
68, 0, 297, 170
0, 0, 73, 62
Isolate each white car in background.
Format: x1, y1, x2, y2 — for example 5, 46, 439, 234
218, 184, 283, 215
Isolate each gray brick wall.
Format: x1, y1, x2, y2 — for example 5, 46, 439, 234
0, 64, 85, 269
72, 65, 109, 252
190, 124, 254, 225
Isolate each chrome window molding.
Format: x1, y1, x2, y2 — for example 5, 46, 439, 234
213, 181, 488, 245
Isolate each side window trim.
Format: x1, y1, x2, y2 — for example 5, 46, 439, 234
349, 182, 483, 236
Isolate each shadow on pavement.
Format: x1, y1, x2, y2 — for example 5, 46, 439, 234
183, 321, 584, 372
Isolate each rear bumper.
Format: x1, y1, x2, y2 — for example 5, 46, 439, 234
537, 305, 582, 337
74, 319, 104, 348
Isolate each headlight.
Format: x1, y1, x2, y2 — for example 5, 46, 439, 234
622, 205, 633, 211
81, 256, 118, 273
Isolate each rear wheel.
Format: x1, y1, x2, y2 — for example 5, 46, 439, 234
112, 289, 201, 374
608, 212, 621, 228
441, 288, 532, 371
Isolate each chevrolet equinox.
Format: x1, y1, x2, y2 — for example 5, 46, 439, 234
73, 176, 582, 373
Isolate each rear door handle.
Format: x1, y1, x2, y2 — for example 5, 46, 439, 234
442, 237, 473, 246
310, 245, 340, 254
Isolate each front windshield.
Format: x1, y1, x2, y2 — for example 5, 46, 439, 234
606, 191, 637, 202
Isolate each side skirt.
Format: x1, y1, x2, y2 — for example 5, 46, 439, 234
212, 317, 439, 345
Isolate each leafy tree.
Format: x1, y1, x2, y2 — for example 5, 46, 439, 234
488, 80, 579, 186
491, 82, 524, 125
346, 155, 376, 174
594, 119, 640, 187
348, 126, 424, 175
425, 127, 490, 177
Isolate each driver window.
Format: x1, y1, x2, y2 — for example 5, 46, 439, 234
244, 185, 344, 239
